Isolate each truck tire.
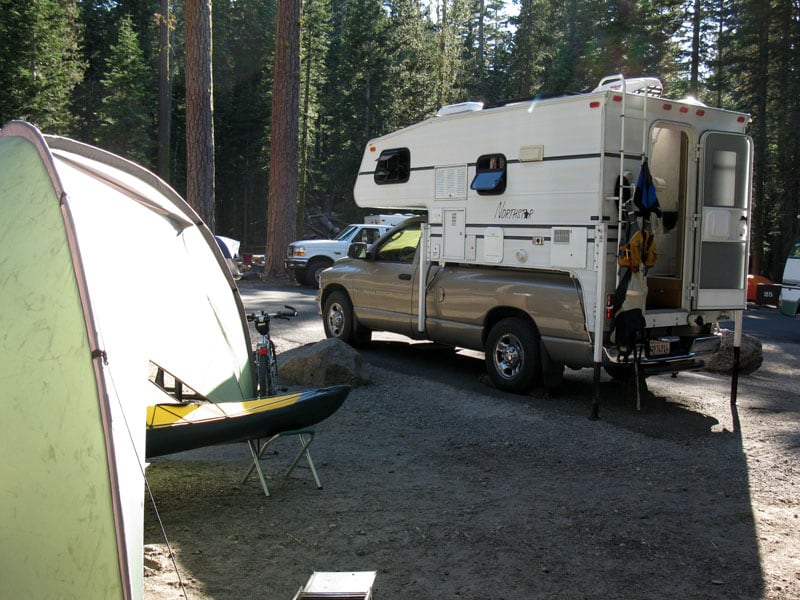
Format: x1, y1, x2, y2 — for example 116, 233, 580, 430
485, 317, 541, 393
307, 259, 332, 289
323, 290, 372, 347
292, 269, 309, 286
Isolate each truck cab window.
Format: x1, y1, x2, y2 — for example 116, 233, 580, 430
471, 154, 506, 195
374, 148, 410, 184
375, 223, 421, 264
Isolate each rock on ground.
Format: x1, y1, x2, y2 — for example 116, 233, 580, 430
278, 337, 371, 387
704, 328, 763, 375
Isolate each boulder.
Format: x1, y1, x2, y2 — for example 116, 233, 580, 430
703, 328, 763, 375
278, 338, 371, 387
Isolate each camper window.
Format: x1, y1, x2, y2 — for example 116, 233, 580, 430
374, 148, 410, 184
471, 154, 507, 195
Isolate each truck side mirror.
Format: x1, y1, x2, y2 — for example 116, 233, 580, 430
348, 242, 367, 259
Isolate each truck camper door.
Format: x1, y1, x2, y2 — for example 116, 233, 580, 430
693, 132, 752, 309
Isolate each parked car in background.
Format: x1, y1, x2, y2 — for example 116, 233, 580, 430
285, 214, 410, 287
779, 242, 800, 317
215, 235, 242, 280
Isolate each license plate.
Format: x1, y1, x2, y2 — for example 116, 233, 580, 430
649, 339, 670, 356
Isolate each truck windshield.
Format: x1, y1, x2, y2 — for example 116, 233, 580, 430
336, 226, 358, 241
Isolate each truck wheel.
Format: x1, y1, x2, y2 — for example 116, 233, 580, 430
307, 259, 331, 289
292, 269, 308, 286
323, 290, 372, 347
485, 317, 541, 393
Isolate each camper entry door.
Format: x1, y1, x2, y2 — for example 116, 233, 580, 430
693, 132, 753, 309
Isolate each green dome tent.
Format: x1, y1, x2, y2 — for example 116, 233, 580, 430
0, 121, 255, 598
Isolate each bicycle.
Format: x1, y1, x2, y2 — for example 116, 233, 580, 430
246, 305, 298, 397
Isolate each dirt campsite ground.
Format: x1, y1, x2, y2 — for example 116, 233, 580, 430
142, 315, 799, 599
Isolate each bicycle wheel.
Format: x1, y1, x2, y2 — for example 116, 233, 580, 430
266, 340, 278, 395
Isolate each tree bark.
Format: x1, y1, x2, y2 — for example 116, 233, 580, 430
689, 0, 701, 98
264, 0, 301, 280
185, 0, 216, 230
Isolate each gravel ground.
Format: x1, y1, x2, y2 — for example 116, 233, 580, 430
142, 329, 799, 599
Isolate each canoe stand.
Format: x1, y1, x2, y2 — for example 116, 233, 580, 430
242, 428, 321, 497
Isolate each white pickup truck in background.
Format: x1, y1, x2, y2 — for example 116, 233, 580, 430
285, 214, 410, 287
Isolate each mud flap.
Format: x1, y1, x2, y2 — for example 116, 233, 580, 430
540, 339, 564, 391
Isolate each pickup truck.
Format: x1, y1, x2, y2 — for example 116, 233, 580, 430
285, 222, 395, 287
318, 216, 720, 394
317, 217, 593, 392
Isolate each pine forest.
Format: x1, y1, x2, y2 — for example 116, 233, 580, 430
0, 0, 798, 280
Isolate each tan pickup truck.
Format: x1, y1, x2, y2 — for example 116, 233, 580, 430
318, 217, 720, 394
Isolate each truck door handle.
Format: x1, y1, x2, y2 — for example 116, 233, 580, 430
399, 273, 412, 280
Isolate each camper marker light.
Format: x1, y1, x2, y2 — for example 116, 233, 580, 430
737, 116, 746, 123
612, 95, 623, 102
663, 103, 673, 110
680, 106, 689, 113
696, 109, 706, 116
589, 101, 600, 109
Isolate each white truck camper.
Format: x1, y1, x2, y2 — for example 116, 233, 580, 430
352, 75, 753, 417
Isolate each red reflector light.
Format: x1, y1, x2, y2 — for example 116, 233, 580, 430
612, 95, 622, 102
679, 106, 688, 113
606, 294, 614, 307
606, 308, 613, 319
590, 101, 600, 108
258, 348, 268, 355
737, 116, 746, 123
696, 109, 705, 116
663, 103, 672, 110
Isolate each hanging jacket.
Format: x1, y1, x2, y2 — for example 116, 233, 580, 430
634, 160, 662, 218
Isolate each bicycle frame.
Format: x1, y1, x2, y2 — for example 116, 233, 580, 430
246, 306, 297, 397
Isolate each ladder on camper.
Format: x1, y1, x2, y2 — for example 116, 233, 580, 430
589, 75, 662, 417
595, 75, 663, 288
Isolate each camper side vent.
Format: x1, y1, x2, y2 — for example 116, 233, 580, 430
553, 229, 571, 244
435, 166, 467, 199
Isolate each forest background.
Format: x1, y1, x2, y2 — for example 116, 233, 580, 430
0, 0, 798, 280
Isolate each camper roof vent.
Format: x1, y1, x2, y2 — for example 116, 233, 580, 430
592, 75, 663, 97
436, 102, 484, 117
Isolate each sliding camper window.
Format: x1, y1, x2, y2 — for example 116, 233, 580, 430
374, 148, 410, 184
471, 154, 507, 195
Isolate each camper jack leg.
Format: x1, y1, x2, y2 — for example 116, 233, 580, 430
729, 310, 743, 433
590, 363, 601, 420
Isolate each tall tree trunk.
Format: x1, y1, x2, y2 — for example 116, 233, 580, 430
750, 2, 771, 276
264, 0, 301, 280
157, 0, 172, 183
185, 0, 216, 230
689, 0, 701, 97
298, 51, 312, 236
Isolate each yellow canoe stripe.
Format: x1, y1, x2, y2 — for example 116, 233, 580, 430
147, 392, 302, 428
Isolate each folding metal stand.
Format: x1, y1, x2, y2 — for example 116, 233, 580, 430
242, 428, 321, 497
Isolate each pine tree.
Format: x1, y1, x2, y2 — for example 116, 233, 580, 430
0, 0, 84, 133
298, 0, 332, 233
384, 0, 439, 129
212, 0, 276, 245
96, 15, 154, 165
185, 0, 216, 229
264, 0, 301, 280
319, 0, 391, 222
